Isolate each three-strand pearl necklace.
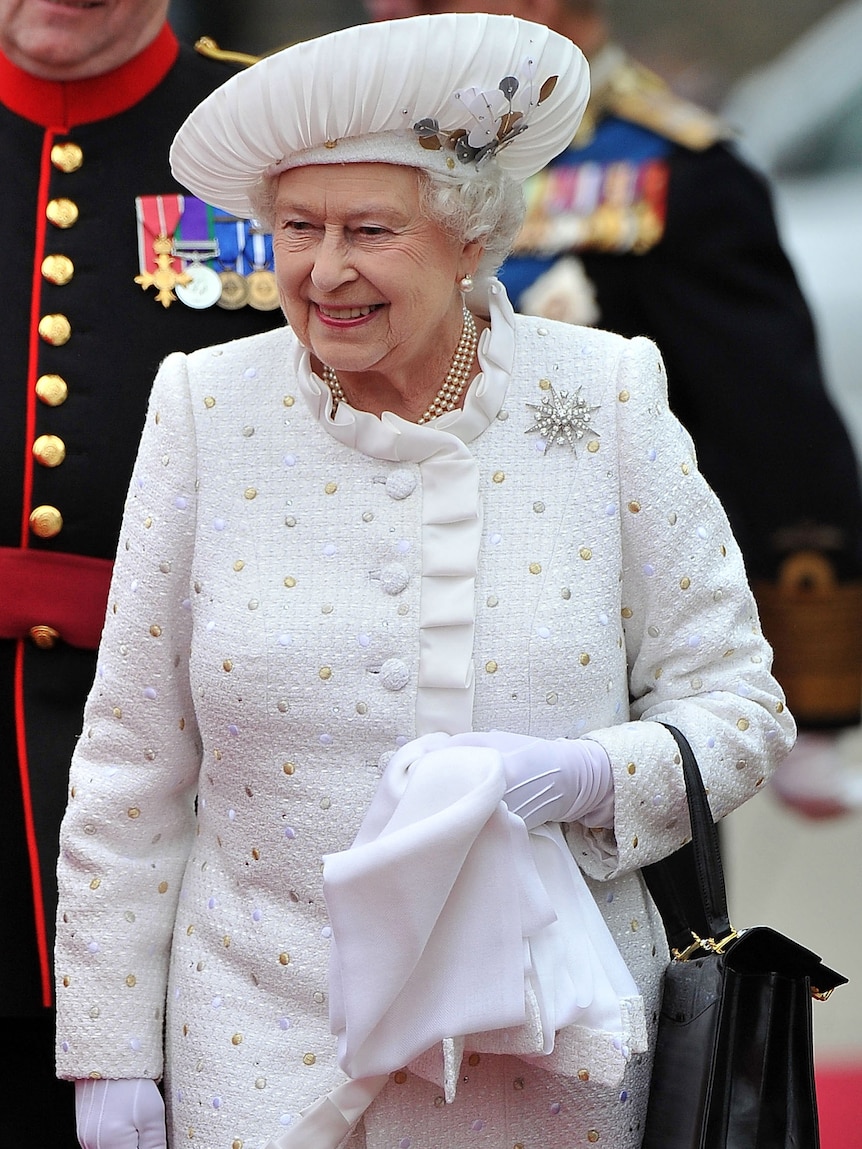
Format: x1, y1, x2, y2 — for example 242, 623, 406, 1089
322, 306, 478, 425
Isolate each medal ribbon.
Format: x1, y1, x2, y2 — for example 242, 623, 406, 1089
245, 228, 274, 271
175, 196, 217, 266
135, 194, 184, 273
214, 216, 248, 274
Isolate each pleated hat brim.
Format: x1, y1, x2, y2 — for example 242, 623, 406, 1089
170, 13, 590, 218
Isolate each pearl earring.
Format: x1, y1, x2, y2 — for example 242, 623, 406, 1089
459, 274, 474, 293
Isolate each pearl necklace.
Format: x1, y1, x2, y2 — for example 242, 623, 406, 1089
322, 306, 478, 425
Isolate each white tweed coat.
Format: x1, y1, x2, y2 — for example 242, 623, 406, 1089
55, 285, 794, 1149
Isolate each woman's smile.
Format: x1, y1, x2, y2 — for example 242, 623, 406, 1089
316, 302, 384, 323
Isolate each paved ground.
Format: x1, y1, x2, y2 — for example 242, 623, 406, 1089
724, 776, 862, 1063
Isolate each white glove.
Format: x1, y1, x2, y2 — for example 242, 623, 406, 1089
448, 729, 614, 829
75, 1078, 167, 1149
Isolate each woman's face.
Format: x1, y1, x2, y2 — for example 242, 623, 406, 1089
272, 162, 480, 381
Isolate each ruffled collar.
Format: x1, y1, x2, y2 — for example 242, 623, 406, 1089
296, 278, 515, 461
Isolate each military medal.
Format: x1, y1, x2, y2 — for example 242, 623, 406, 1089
134, 195, 191, 307
217, 270, 249, 310
173, 197, 223, 309
245, 228, 280, 311
213, 216, 250, 309
246, 270, 280, 310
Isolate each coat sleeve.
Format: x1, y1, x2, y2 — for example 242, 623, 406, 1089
54, 352, 201, 1082
567, 334, 796, 881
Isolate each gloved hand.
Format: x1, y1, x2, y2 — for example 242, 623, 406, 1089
75, 1078, 167, 1149
448, 729, 614, 829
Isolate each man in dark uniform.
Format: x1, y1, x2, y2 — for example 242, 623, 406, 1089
0, 1, 282, 1142
376, 0, 862, 817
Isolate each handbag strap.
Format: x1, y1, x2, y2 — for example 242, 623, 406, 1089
641, 723, 733, 953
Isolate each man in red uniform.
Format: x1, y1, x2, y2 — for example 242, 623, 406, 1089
0, 2, 281, 1142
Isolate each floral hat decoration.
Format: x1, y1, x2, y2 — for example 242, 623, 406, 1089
170, 13, 590, 219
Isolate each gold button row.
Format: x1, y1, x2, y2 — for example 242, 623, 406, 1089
46, 197, 79, 229
51, 142, 83, 173
30, 504, 63, 538
30, 145, 82, 545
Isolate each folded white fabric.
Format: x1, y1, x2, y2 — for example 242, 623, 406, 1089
323, 743, 647, 1095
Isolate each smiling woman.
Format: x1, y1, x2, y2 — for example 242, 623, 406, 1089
53, 12, 795, 1149
270, 163, 488, 419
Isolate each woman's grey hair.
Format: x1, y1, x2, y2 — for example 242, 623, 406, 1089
418, 164, 526, 284
250, 161, 526, 284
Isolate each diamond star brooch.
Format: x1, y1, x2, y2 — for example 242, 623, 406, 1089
525, 383, 600, 452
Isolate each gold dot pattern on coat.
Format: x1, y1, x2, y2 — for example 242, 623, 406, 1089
204, 396, 216, 409
302, 1053, 316, 1065
529, 563, 541, 575
538, 378, 551, 391
492, 471, 505, 483
588, 1132, 600, 1143
324, 482, 337, 494
393, 1071, 408, 1084
587, 440, 600, 453
485, 661, 498, 674
627, 501, 640, 514
50, 328, 793, 1149
679, 577, 691, 590
579, 548, 592, 561
618, 390, 630, 402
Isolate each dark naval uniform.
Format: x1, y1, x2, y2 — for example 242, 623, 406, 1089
500, 46, 862, 730
0, 24, 281, 1145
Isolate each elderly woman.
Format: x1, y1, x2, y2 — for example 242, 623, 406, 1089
54, 13, 794, 1149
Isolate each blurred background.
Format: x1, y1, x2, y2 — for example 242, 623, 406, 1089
168, 0, 849, 108
168, 0, 862, 1141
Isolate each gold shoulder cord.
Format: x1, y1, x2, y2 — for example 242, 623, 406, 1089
194, 36, 260, 67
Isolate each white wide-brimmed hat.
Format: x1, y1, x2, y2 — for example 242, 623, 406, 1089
170, 13, 590, 218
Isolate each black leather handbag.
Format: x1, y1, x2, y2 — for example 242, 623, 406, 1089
640, 724, 848, 1149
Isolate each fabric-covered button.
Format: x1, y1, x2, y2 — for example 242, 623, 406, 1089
379, 562, 410, 595
385, 470, 417, 500
379, 659, 410, 691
